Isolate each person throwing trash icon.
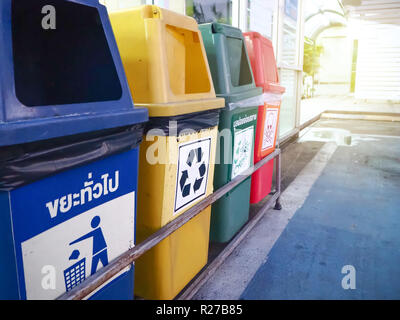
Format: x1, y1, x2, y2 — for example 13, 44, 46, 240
69, 216, 108, 276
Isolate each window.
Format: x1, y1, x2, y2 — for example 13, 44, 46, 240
246, 0, 276, 39
282, 7, 298, 66
278, 0, 302, 137
12, 0, 122, 107
186, 0, 232, 25
279, 69, 297, 135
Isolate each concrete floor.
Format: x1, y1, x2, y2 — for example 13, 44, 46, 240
193, 119, 400, 300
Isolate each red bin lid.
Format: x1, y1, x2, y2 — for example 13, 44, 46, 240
244, 32, 285, 94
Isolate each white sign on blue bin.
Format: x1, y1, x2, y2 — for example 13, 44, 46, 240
3, 150, 138, 300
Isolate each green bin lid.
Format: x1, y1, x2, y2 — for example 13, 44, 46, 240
199, 22, 259, 100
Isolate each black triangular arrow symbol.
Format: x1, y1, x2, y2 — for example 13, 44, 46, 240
196, 147, 203, 162
187, 150, 195, 167
198, 163, 206, 177
182, 184, 191, 197
193, 177, 204, 192
180, 170, 188, 190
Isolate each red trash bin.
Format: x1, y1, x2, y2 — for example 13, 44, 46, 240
244, 32, 285, 204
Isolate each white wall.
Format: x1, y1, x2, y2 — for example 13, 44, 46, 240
352, 21, 400, 101
317, 27, 352, 85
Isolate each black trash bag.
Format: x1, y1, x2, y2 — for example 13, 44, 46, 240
0, 124, 145, 191
145, 109, 221, 136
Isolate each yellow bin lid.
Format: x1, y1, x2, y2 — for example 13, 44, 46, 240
109, 5, 224, 117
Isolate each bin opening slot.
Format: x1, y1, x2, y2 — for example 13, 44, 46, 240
166, 25, 211, 95
12, 0, 122, 107
226, 37, 253, 87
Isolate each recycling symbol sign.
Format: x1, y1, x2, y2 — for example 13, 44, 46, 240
179, 148, 207, 197
174, 138, 211, 214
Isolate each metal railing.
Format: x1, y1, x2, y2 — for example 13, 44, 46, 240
58, 148, 282, 300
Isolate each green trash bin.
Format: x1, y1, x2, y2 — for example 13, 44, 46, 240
199, 23, 262, 243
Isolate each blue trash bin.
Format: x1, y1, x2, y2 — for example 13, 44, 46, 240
0, 0, 148, 300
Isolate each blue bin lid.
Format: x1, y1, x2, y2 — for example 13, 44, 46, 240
0, 0, 148, 147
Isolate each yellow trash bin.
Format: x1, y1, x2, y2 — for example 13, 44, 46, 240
109, 5, 224, 300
